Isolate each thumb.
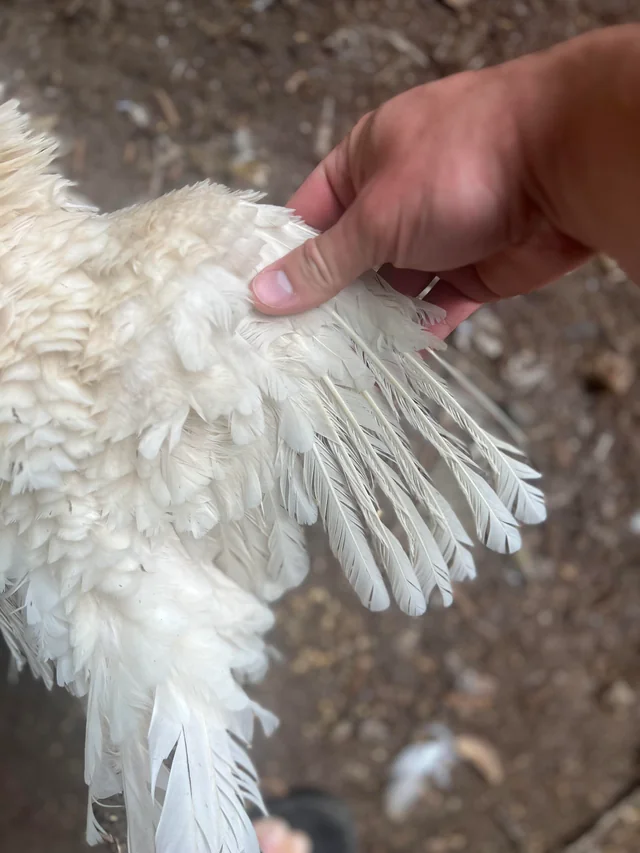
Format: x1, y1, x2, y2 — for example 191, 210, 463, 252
251, 203, 377, 314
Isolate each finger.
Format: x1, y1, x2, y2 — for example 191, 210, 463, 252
474, 223, 592, 298
286, 162, 346, 232
436, 233, 590, 307
252, 200, 377, 314
286, 136, 357, 232
426, 280, 482, 338
428, 224, 592, 335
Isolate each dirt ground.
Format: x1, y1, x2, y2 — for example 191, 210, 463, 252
2, 2, 640, 852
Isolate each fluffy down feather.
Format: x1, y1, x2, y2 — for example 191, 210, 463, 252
0, 99, 545, 852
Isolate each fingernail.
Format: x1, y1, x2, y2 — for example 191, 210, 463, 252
252, 270, 295, 308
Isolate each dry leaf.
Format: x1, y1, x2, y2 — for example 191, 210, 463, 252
455, 734, 504, 785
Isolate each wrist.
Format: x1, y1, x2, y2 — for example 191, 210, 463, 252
510, 25, 640, 277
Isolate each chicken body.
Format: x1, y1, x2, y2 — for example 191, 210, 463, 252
0, 100, 545, 853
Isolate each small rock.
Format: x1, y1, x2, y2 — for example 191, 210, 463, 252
456, 669, 498, 698
442, 0, 475, 9
593, 432, 616, 465
563, 321, 599, 342
188, 139, 226, 176
230, 126, 270, 188
444, 652, 497, 698
453, 321, 473, 353
359, 718, 390, 743
470, 309, 505, 359
30, 113, 60, 133
629, 511, 640, 535
343, 760, 370, 783
503, 351, 549, 391
584, 351, 635, 395
473, 329, 503, 359
427, 835, 467, 853
308, 586, 330, 605
603, 680, 636, 709
598, 254, 628, 284
618, 803, 640, 825
559, 563, 579, 582
444, 693, 494, 715
48, 741, 64, 759
371, 747, 389, 763
394, 627, 421, 657
311, 556, 329, 574
506, 400, 537, 426
331, 720, 353, 744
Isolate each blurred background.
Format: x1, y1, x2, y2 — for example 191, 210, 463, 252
1, 1, 640, 852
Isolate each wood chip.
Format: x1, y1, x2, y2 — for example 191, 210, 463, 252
561, 786, 640, 852
314, 96, 336, 161
384, 30, 429, 67
455, 734, 504, 785
153, 88, 181, 129
284, 69, 309, 95
31, 114, 60, 134
71, 136, 87, 177
441, 0, 475, 9
122, 140, 137, 166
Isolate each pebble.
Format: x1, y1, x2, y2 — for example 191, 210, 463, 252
473, 329, 504, 359
331, 720, 354, 744
503, 350, 549, 391
394, 627, 421, 657
358, 718, 390, 743
584, 351, 636, 395
442, 0, 475, 9
603, 679, 636, 709
342, 761, 370, 783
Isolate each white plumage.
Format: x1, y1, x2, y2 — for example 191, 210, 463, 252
0, 99, 545, 852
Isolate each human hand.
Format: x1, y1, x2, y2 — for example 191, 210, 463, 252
250, 47, 595, 335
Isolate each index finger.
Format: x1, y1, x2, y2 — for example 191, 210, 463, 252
286, 163, 344, 231
286, 138, 356, 232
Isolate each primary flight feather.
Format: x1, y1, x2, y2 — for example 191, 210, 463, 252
0, 99, 545, 852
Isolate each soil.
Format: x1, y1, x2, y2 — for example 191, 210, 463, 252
1, 2, 640, 853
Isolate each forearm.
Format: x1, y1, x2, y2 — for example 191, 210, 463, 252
513, 24, 640, 281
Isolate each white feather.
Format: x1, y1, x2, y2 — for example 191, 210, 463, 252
403, 354, 546, 524
385, 725, 458, 821
0, 98, 545, 853
303, 442, 390, 611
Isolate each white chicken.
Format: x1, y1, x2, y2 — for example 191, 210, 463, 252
0, 99, 545, 853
